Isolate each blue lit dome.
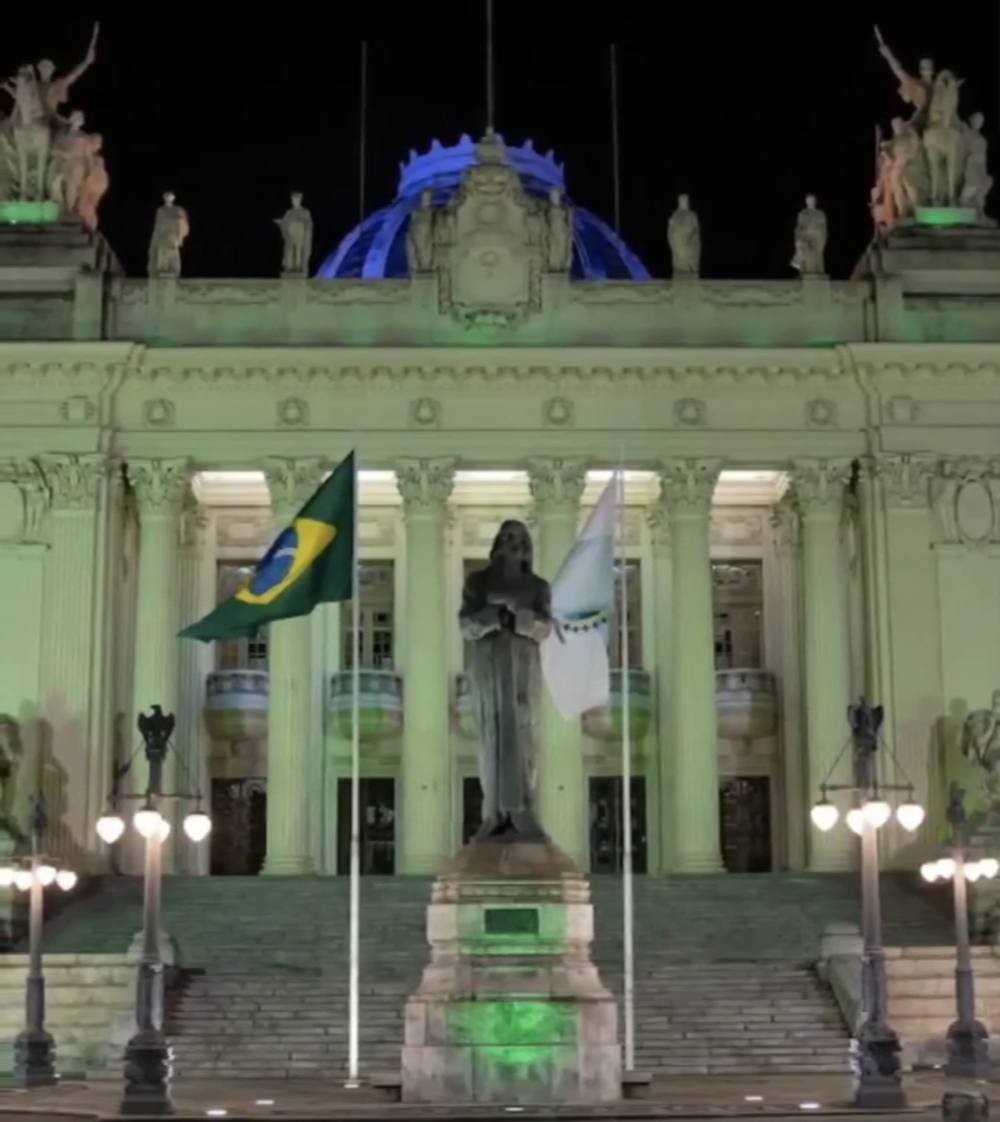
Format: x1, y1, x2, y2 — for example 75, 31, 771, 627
317, 134, 649, 281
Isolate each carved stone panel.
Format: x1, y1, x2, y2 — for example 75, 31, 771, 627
932, 459, 1000, 546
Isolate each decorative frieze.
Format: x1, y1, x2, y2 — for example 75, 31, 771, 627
657, 458, 722, 516
395, 457, 456, 513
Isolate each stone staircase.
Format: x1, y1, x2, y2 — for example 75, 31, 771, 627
17, 872, 955, 1079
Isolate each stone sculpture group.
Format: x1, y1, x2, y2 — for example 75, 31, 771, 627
871, 27, 992, 229
0, 24, 108, 230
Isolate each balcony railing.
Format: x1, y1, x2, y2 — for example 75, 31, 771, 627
328, 669, 404, 742
204, 670, 269, 742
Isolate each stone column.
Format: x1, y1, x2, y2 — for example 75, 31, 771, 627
37, 454, 107, 861
175, 498, 213, 874
129, 458, 191, 871
770, 497, 806, 871
526, 457, 589, 867
791, 458, 854, 872
646, 503, 674, 871
395, 458, 456, 874
261, 457, 326, 875
659, 458, 723, 873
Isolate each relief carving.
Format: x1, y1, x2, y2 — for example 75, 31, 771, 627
276, 397, 309, 428
932, 458, 1000, 546
674, 397, 707, 427
38, 453, 107, 512
58, 395, 96, 424
542, 397, 574, 428
142, 398, 175, 428
873, 453, 937, 509
408, 397, 442, 428
805, 398, 838, 427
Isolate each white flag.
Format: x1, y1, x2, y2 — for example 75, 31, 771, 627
541, 474, 617, 720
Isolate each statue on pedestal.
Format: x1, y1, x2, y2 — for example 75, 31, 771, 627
0, 24, 103, 222
874, 25, 992, 225
544, 187, 573, 271
791, 194, 828, 275
668, 193, 700, 277
960, 690, 1000, 810
459, 520, 552, 840
274, 191, 313, 276
148, 192, 189, 278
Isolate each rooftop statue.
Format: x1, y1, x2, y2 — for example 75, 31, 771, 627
0, 23, 106, 227
274, 191, 313, 277
873, 25, 992, 227
148, 192, 190, 278
668, 193, 700, 278
791, 194, 828, 276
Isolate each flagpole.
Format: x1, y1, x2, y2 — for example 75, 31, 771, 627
617, 459, 635, 1072
346, 454, 362, 1086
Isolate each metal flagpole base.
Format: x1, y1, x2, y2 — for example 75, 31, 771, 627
13, 1027, 57, 1087
945, 1018, 992, 1079
120, 1029, 173, 1117
852, 1021, 906, 1110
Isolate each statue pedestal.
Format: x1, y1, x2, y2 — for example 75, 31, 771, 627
401, 839, 622, 1105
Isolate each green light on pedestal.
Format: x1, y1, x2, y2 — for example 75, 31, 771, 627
0, 201, 59, 225
447, 1000, 576, 1069
915, 207, 976, 228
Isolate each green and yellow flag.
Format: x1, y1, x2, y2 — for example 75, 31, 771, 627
180, 452, 356, 642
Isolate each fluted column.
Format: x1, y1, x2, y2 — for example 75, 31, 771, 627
659, 458, 723, 873
261, 457, 326, 875
175, 498, 213, 874
37, 454, 107, 861
395, 458, 456, 874
526, 456, 589, 867
129, 458, 191, 871
791, 458, 854, 871
646, 503, 674, 871
770, 497, 806, 871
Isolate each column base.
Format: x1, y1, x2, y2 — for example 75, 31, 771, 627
674, 852, 725, 874
261, 855, 314, 875
13, 1027, 57, 1087
121, 1028, 173, 1117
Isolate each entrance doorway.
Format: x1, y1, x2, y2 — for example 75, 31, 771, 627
588, 776, 648, 874
718, 776, 773, 872
210, 778, 267, 875
336, 777, 396, 874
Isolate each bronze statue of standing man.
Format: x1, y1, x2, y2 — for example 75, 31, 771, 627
460, 520, 552, 842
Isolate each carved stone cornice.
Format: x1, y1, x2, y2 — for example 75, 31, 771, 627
36, 454, 108, 512
525, 457, 589, 514
394, 457, 457, 514
262, 456, 329, 517
656, 458, 722, 517
128, 458, 193, 518
787, 458, 852, 516
0, 458, 49, 542
866, 453, 938, 510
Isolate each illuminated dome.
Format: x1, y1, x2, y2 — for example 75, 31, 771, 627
317, 134, 649, 281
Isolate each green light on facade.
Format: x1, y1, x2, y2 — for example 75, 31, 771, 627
448, 999, 576, 1068
0, 201, 60, 225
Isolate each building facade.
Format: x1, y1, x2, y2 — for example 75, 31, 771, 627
0, 134, 998, 884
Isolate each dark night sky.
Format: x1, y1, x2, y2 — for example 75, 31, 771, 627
2, 6, 997, 281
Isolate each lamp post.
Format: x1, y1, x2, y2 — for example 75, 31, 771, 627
920, 782, 997, 1079
810, 699, 925, 1110
0, 794, 78, 1088
95, 705, 211, 1118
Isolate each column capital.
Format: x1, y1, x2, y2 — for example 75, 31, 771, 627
129, 458, 192, 518
788, 457, 852, 515
656, 457, 722, 516
525, 456, 589, 514
394, 457, 456, 515
37, 453, 109, 512
262, 456, 329, 516
863, 453, 938, 510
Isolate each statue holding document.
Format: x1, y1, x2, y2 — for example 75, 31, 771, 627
459, 519, 552, 841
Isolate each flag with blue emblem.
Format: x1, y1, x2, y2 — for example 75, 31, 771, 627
540, 473, 617, 720
180, 452, 356, 642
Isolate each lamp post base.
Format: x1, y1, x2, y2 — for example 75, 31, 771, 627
853, 1021, 905, 1110
945, 1018, 992, 1080
13, 1027, 57, 1087
120, 1029, 173, 1117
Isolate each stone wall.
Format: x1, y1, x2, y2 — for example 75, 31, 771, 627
0, 954, 133, 1076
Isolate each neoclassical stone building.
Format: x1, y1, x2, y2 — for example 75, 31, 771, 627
1, 134, 999, 883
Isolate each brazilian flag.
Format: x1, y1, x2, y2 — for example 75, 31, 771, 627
180, 452, 356, 642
